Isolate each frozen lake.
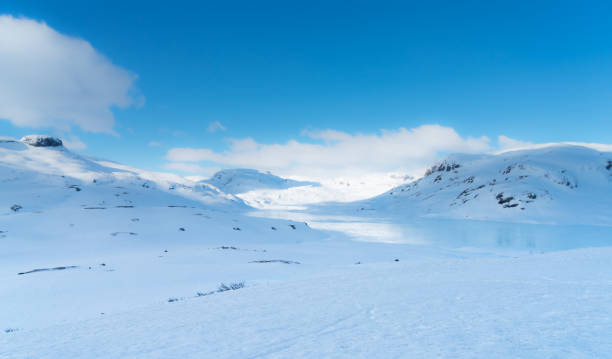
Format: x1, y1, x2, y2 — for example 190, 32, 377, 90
249, 210, 612, 251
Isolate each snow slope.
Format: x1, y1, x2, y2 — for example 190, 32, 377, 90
353, 145, 612, 225
3, 248, 612, 358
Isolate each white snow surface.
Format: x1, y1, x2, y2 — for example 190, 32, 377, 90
236, 172, 414, 210
4, 248, 612, 359
2, 139, 612, 358
201, 169, 414, 210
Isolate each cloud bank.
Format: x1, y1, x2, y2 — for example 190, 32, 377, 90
496, 136, 612, 154
165, 124, 491, 179
497, 135, 533, 151
61, 136, 87, 150
0, 15, 141, 133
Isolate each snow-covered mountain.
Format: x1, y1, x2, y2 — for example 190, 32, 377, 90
0, 135, 245, 213
201, 168, 319, 194
355, 145, 612, 225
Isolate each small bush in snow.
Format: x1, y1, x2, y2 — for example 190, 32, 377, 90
217, 281, 245, 292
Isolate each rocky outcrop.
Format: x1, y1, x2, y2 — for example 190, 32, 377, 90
20, 135, 63, 147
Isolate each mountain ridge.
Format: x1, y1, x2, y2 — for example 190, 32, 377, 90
0, 135, 245, 213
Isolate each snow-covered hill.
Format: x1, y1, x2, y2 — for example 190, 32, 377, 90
0, 136, 245, 213
355, 145, 612, 225
201, 168, 319, 194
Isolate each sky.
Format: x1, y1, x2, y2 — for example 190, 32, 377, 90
1, 0, 612, 180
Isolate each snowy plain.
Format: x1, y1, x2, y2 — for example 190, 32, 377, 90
1, 137, 612, 358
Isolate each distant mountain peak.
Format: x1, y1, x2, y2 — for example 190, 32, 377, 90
202, 168, 319, 194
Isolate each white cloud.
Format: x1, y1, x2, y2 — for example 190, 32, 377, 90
184, 175, 210, 182
165, 124, 491, 179
162, 162, 220, 177
302, 129, 352, 142
0, 15, 142, 133
497, 135, 533, 151
62, 136, 87, 150
207, 121, 226, 133
496, 137, 612, 154
148, 141, 161, 147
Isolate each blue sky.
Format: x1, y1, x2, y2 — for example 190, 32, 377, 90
1, 1, 611, 178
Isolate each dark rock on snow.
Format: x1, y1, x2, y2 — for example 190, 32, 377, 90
20, 135, 63, 147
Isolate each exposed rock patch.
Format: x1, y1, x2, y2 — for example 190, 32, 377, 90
20, 135, 63, 147
18, 266, 78, 275
250, 259, 300, 264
